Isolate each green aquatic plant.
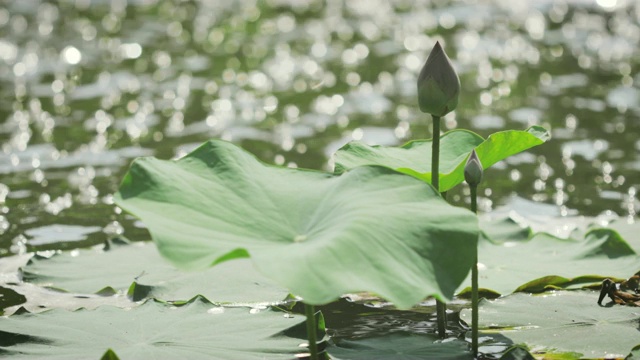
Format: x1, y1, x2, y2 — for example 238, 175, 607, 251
103, 39, 553, 359
305, 303, 320, 359
22, 241, 289, 304
114, 140, 479, 360
334, 126, 550, 192
417, 40, 461, 338
462, 227, 639, 296
107, 38, 551, 357
464, 149, 482, 358
337, 102, 548, 341
460, 291, 640, 358
330, 39, 550, 347
335, 41, 548, 344
0, 296, 315, 359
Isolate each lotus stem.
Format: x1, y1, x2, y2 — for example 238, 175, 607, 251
430, 115, 447, 339
465, 149, 482, 358
431, 116, 440, 191
470, 185, 479, 358
304, 303, 319, 360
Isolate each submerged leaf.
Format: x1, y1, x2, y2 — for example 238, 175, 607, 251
115, 140, 479, 309
334, 127, 550, 192
461, 291, 640, 358
0, 297, 308, 360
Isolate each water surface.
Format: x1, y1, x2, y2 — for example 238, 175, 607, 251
0, 0, 638, 255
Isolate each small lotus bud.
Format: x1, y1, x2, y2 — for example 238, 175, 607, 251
417, 41, 460, 117
464, 149, 483, 187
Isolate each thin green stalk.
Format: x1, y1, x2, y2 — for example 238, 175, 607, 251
470, 187, 477, 213
431, 116, 446, 339
431, 116, 440, 191
470, 185, 479, 358
304, 303, 319, 360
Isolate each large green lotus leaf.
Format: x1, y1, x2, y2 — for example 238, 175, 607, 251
457, 228, 640, 295
460, 291, 640, 358
334, 126, 550, 192
329, 333, 471, 359
22, 242, 289, 304
0, 297, 308, 360
114, 140, 479, 309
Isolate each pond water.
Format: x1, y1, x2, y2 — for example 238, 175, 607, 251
0, 0, 639, 349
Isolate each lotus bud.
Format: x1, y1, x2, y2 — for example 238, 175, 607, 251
464, 149, 483, 187
417, 41, 460, 117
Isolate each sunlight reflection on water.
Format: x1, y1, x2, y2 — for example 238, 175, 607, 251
0, 0, 638, 255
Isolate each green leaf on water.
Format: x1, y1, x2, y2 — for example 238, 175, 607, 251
0, 297, 310, 360
334, 126, 550, 192
458, 227, 640, 295
22, 241, 289, 305
461, 291, 640, 359
114, 140, 479, 309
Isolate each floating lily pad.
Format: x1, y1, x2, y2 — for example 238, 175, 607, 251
0, 282, 133, 315
0, 255, 132, 315
460, 291, 640, 358
329, 333, 471, 359
334, 127, 550, 192
22, 242, 289, 305
115, 140, 479, 309
0, 297, 309, 360
458, 228, 640, 295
